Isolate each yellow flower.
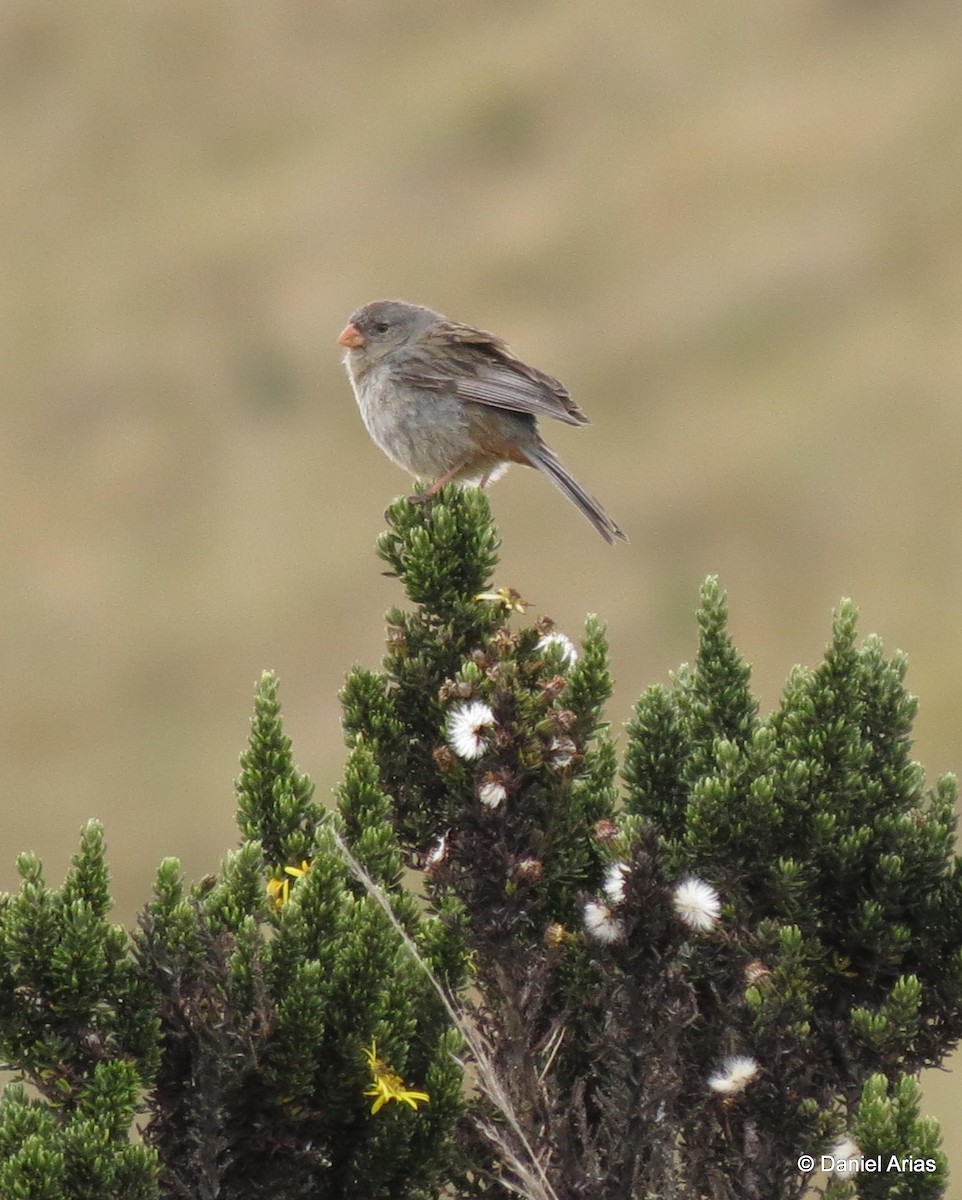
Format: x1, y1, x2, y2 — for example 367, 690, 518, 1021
266, 859, 312, 910
362, 1041, 430, 1114
475, 587, 530, 614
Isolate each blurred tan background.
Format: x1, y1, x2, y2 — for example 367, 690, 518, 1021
2, 0, 961, 1176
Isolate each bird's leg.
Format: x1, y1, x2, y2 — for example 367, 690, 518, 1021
408, 466, 461, 505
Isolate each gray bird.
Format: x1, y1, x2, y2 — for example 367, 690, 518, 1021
337, 300, 626, 544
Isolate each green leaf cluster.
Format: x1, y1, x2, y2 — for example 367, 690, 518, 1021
0, 488, 958, 1200
140, 672, 464, 1199
0, 823, 158, 1195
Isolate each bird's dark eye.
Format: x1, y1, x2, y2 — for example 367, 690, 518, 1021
374, 321, 390, 334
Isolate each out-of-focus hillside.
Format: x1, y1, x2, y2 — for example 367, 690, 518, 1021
2, 0, 961, 1172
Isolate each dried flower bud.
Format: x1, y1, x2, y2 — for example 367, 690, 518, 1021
513, 857, 543, 884
547, 736, 577, 768
550, 709, 578, 732
432, 744, 456, 773
593, 820, 619, 843
539, 675, 568, 703
438, 678, 474, 703
744, 960, 771, 987
489, 628, 517, 656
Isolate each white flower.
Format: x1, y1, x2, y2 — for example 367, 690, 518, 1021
582, 899, 625, 944
603, 861, 629, 905
447, 701, 496, 760
424, 832, 449, 870
537, 632, 579, 665
479, 779, 507, 809
830, 1139, 861, 1172
672, 877, 721, 932
707, 1055, 759, 1094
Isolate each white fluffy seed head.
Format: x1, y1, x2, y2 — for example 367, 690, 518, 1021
707, 1055, 759, 1094
672, 876, 721, 932
479, 779, 507, 809
603, 861, 629, 905
537, 632, 579, 665
829, 1140, 861, 1172
582, 899, 625, 944
446, 701, 496, 760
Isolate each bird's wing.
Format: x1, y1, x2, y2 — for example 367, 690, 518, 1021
395, 320, 590, 427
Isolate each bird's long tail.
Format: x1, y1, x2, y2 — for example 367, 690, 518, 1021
525, 440, 627, 544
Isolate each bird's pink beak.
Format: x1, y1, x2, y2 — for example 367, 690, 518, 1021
337, 322, 365, 349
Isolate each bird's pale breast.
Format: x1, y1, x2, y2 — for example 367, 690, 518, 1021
352, 365, 479, 478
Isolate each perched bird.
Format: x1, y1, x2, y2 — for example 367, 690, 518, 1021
337, 300, 626, 544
